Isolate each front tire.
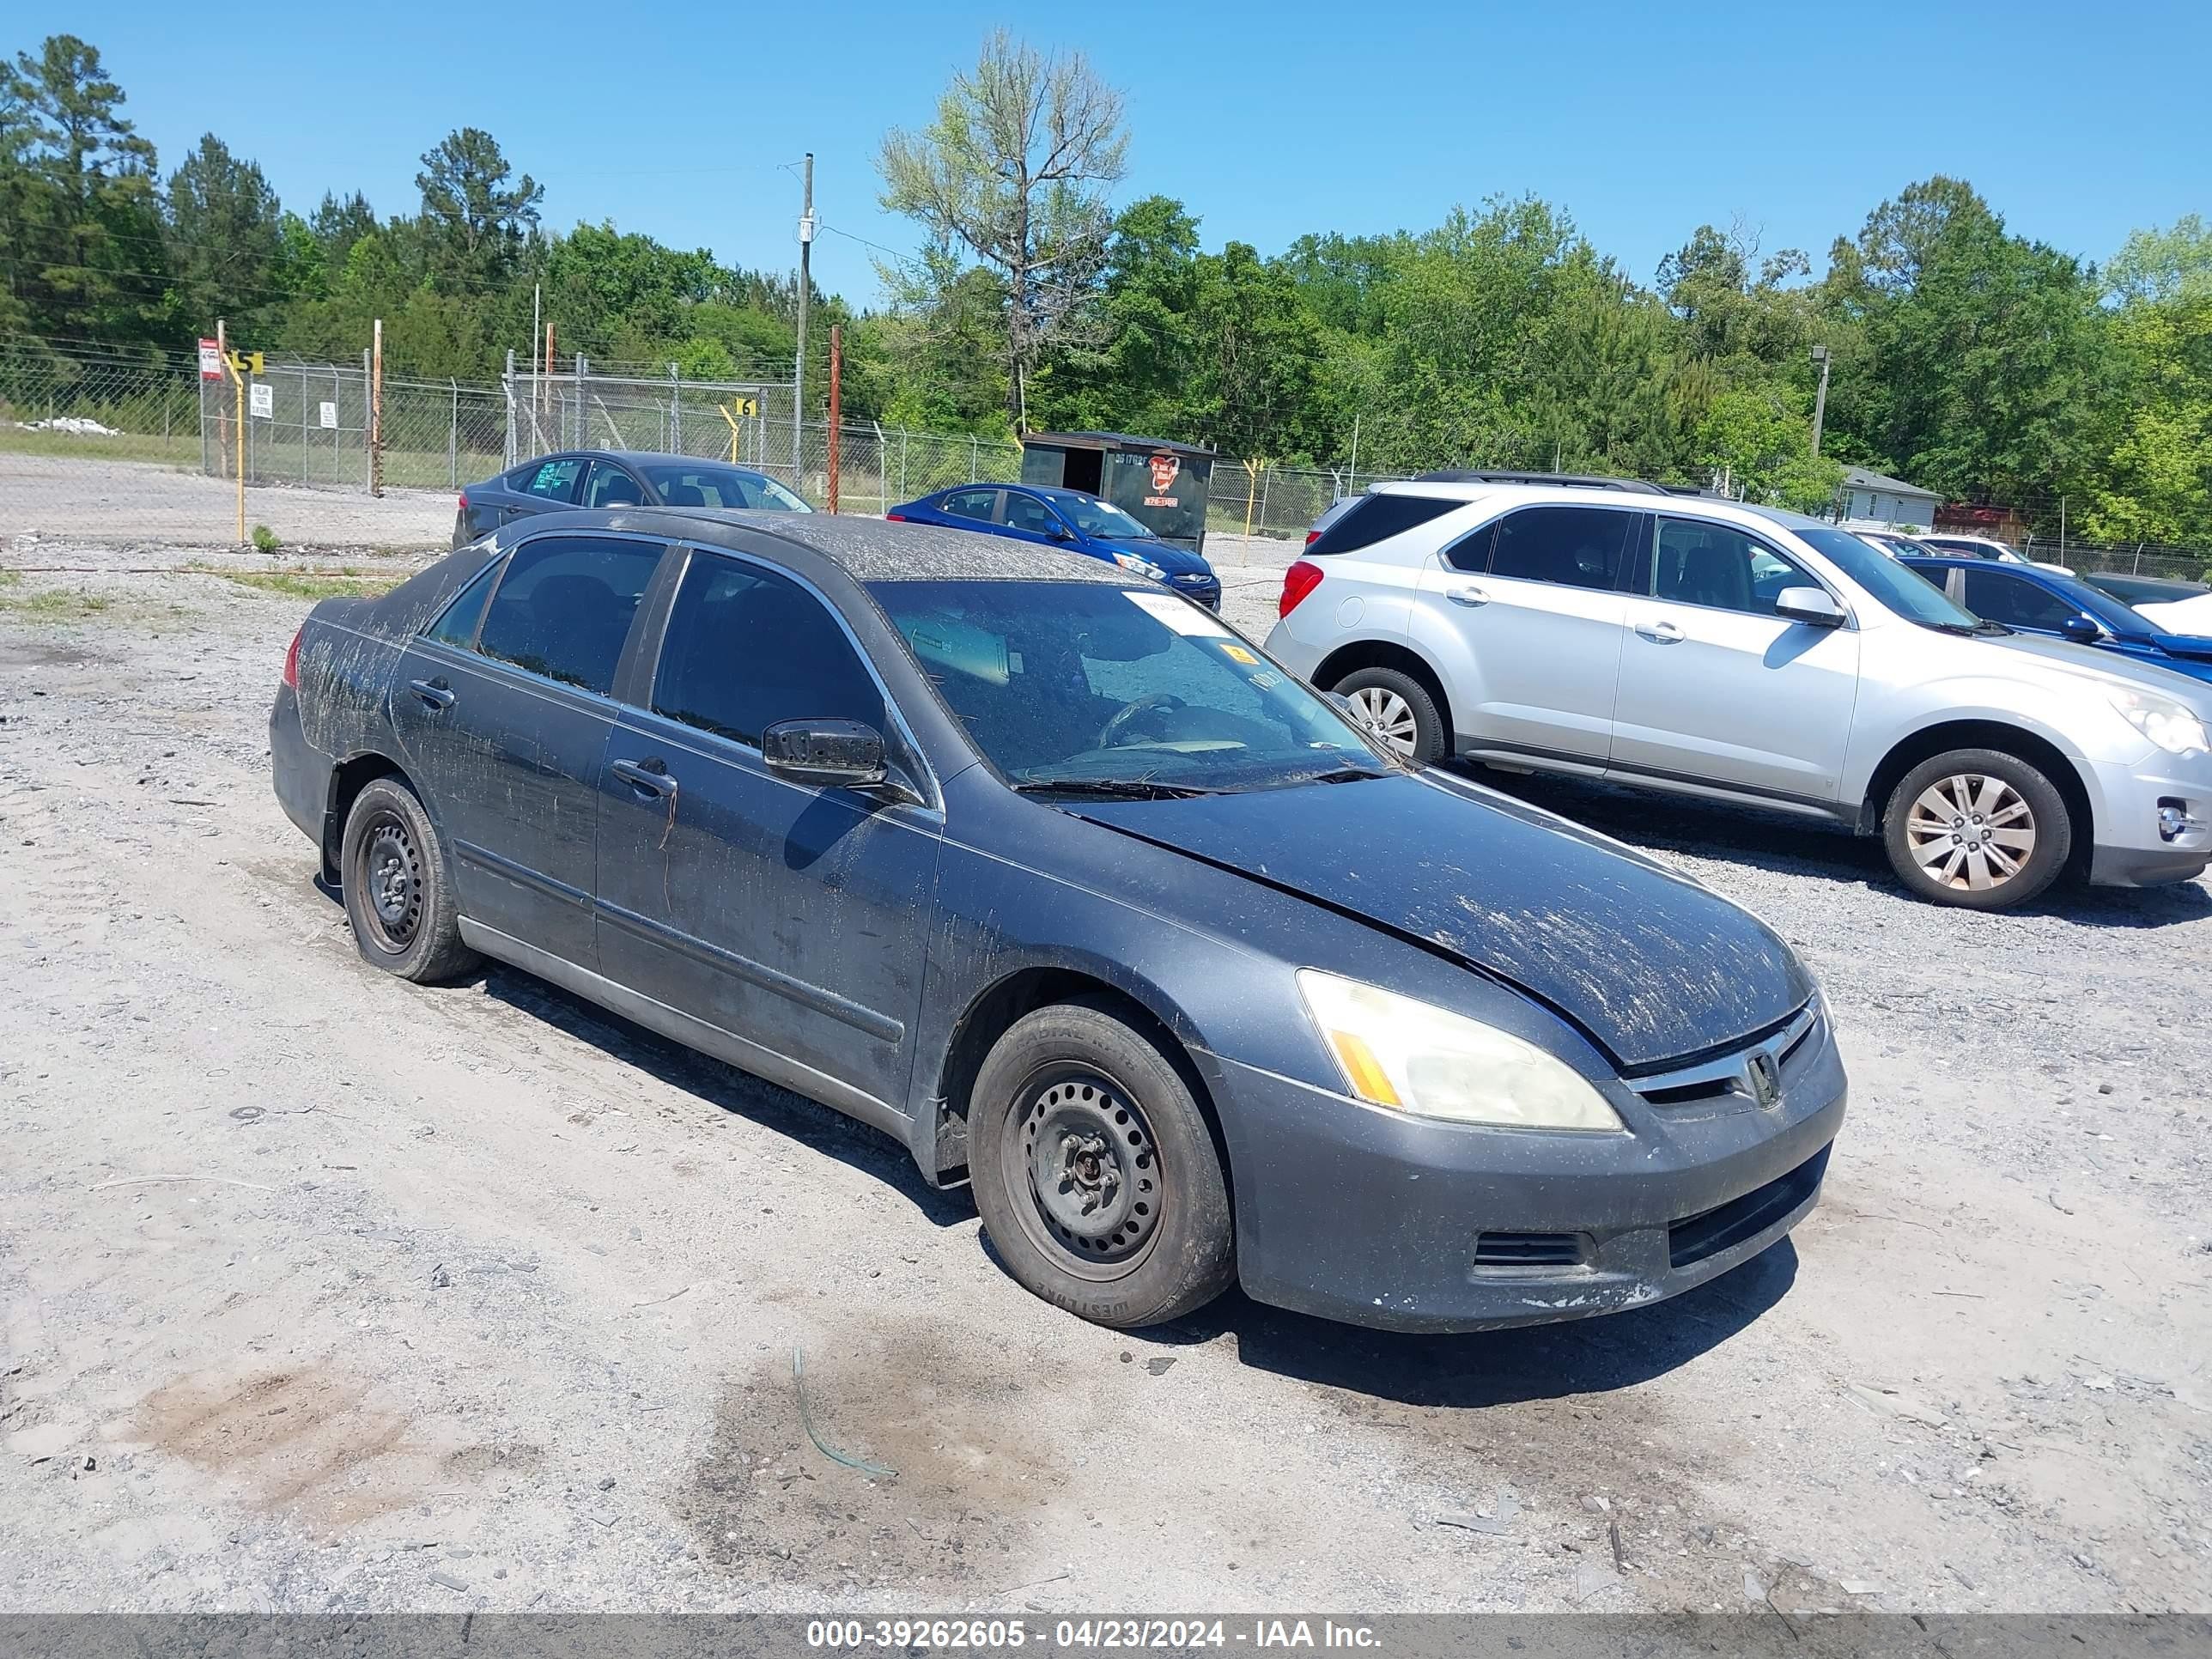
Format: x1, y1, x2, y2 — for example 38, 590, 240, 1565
1881, 748, 2071, 909
1333, 665, 1446, 765
969, 1000, 1234, 1329
339, 775, 480, 981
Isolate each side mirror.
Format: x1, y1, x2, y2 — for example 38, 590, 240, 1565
1051, 523, 1078, 543
2058, 615, 2103, 644
1774, 586, 1847, 629
761, 718, 889, 788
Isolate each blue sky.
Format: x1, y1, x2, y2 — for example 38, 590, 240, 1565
25, 0, 2207, 305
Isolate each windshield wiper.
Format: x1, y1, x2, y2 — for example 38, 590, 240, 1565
1013, 777, 1220, 800
1279, 766, 1391, 787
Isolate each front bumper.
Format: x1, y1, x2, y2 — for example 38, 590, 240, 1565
1196, 1020, 1846, 1333
2083, 750, 2212, 888
1170, 575, 1222, 611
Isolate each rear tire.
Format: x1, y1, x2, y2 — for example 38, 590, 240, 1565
1333, 665, 1446, 765
339, 776, 480, 981
969, 1000, 1234, 1329
1881, 748, 2071, 909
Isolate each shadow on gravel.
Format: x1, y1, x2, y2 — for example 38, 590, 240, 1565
1476, 766, 2212, 928
476, 965, 975, 1229
1157, 1241, 1797, 1409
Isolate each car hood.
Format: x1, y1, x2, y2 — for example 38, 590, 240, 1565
1075, 771, 1810, 1072
1980, 630, 2212, 703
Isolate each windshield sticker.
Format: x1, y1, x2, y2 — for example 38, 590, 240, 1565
1218, 641, 1260, 665
1123, 589, 1232, 636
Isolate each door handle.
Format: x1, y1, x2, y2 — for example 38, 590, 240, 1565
1445, 584, 1490, 607
408, 678, 456, 710
1634, 621, 1686, 644
611, 757, 678, 799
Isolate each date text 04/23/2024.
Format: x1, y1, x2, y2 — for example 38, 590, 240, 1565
805, 1620, 1382, 1650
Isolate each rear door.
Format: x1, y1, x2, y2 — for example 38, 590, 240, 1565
1611, 517, 1859, 804
1413, 503, 1639, 769
593, 548, 942, 1121
388, 531, 668, 965
936, 488, 1003, 530
496, 456, 586, 528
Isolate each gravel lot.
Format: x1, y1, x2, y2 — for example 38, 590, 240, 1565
3, 532, 2209, 1617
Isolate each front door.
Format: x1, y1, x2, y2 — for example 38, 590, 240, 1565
388, 532, 665, 964
593, 548, 942, 1120
1610, 517, 1860, 805
1412, 503, 1640, 768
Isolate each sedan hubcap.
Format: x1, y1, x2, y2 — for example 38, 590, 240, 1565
360, 815, 423, 947
1906, 774, 2035, 890
1347, 686, 1418, 756
1013, 1073, 1160, 1275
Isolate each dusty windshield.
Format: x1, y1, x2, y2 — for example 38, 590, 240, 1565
870, 580, 1390, 793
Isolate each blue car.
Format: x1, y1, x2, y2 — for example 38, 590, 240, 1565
1904, 555, 2212, 688
889, 483, 1222, 609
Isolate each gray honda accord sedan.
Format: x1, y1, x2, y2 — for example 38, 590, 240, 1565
270, 509, 1845, 1332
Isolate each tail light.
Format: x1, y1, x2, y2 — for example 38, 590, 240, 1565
456, 490, 469, 515
1304, 528, 1322, 547
884, 512, 908, 521
283, 627, 302, 689
1279, 560, 1324, 618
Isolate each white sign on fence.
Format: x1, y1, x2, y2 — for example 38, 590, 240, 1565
319, 401, 337, 430
197, 338, 223, 381
249, 382, 274, 420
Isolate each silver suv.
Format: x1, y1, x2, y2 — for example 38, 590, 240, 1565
1264, 477, 2212, 908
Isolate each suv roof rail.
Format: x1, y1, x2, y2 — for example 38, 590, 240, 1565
1408, 469, 1671, 496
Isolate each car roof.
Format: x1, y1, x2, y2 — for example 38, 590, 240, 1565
520, 450, 769, 475
521, 505, 1130, 584
1368, 477, 1835, 535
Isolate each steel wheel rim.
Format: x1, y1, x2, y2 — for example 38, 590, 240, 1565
1348, 686, 1418, 756
1003, 1066, 1164, 1283
1905, 773, 2036, 891
358, 811, 424, 951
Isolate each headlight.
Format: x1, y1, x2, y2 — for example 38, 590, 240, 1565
1296, 969, 1625, 1132
2110, 688, 2210, 757
1110, 551, 1166, 580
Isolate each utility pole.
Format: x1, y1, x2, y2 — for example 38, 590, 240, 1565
826, 325, 842, 514
1809, 344, 1832, 458
370, 318, 385, 497
794, 152, 815, 492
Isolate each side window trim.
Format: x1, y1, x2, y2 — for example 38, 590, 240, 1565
464, 528, 670, 702
1646, 515, 1838, 613
1486, 504, 1643, 592
640, 544, 940, 808
419, 552, 507, 650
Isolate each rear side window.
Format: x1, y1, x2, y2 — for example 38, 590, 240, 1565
941, 489, 1000, 522
475, 535, 664, 695
653, 555, 884, 748
513, 458, 583, 501
424, 557, 503, 647
1490, 507, 1637, 592
1307, 493, 1462, 556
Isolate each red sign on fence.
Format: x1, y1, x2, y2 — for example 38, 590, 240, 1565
198, 338, 223, 381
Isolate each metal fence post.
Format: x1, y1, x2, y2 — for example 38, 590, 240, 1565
574, 354, 586, 451
970, 435, 978, 483
670, 362, 681, 455
449, 379, 460, 488
503, 350, 516, 468
362, 349, 373, 490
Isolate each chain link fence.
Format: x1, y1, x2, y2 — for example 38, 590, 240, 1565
7, 337, 2211, 581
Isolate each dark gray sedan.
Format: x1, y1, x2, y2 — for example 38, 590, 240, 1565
453, 450, 810, 547
271, 510, 1844, 1332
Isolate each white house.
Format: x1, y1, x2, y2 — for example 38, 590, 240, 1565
1838, 465, 1941, 529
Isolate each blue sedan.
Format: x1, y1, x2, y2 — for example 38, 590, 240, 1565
1904, 556, 2212, 688
889, 483, 1222, 609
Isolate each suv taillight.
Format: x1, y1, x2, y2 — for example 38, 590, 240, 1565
1304, 528, 1322, 547
1279, 560, 1324, 617
283, 627, 302, 689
